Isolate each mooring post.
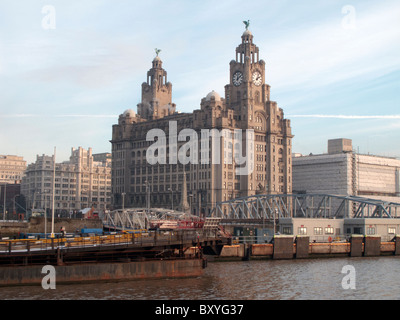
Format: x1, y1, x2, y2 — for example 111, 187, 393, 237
350, 234, 363, 257
295, 235, 310, 259
242, 243, 251, 261
57, 248, 65, 266
364, 235, 381, 257
394, 235, 400, 255
273, 235, 294, 259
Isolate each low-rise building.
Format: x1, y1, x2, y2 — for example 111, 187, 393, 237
279, 217, 344, 242
279, 217, 400, 242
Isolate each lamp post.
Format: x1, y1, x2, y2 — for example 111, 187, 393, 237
168, 187, 174, 211
50, 147, 56, 238
121, 192, 126, 231
121, 192, 126, 212
144, 181, 150, 212
42, 190, 49, 239
2, 183, 6, 221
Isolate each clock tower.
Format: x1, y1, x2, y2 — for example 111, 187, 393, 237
224, 22, 293, 196
225, 23, 271, 128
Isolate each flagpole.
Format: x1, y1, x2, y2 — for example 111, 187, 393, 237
51, 146, 56, 238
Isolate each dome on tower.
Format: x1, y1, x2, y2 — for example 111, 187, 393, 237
123, 109, 136, 118
242, 29, 252, 37
205, 90, 221, 102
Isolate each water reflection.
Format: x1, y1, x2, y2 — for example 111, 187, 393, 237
1, 256, 399, 300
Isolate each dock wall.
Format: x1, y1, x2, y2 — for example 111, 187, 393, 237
0, 258, 204, 286
216, 235, 400, 260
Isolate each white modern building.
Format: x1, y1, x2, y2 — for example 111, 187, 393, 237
293, 139, 400, 203
279, 217, 400, 242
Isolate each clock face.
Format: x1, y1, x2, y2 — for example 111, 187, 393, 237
232, 71, 243, 87
252, 71, 262, 86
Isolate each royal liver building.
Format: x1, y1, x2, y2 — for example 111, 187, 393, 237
111, 24, 293, 216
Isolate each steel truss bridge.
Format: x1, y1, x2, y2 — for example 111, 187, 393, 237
103, 208, 202, 231
102, 194, 400, 230
210, 193, 400, 221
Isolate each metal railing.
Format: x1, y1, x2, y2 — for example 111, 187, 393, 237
232, 236, 273, 244
0, 232, 154, 254
0, 229, 222, 255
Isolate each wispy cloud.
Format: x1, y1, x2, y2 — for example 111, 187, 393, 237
288, 114, 400, 119
4, 113, 400, 120
1, 114, 118, 118
264, 2, 400, 90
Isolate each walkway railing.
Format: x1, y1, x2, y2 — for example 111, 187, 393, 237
0, 229, 220, 255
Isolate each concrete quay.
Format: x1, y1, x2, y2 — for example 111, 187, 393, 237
0, 258, 205, 286
213, 235, 400, 260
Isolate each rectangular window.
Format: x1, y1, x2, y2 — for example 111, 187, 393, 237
282, 227, 292, 235
388, 227, 396, 234
366, 227, 375, 235
314, 227, 323, 235
298, 227, 307, 235
325, 227, 334, 235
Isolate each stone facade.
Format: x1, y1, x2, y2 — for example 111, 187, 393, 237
21, 147, 111, 216
0, 155, 26, 184
111, 27, 293, 216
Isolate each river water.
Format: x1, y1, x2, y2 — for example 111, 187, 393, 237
0, 256, 399, 300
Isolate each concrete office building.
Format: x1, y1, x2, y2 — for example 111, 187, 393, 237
279, 139, 400, 241
293, 138, 400, 203
111, 25, 293, 216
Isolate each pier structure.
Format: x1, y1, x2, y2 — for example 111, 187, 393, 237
0, 222, 228, 267
217, 234, 400, 261
210, 193, 400, 243
0, 212, 229, 285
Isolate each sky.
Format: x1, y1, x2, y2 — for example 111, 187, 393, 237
0, 0, 399, 164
